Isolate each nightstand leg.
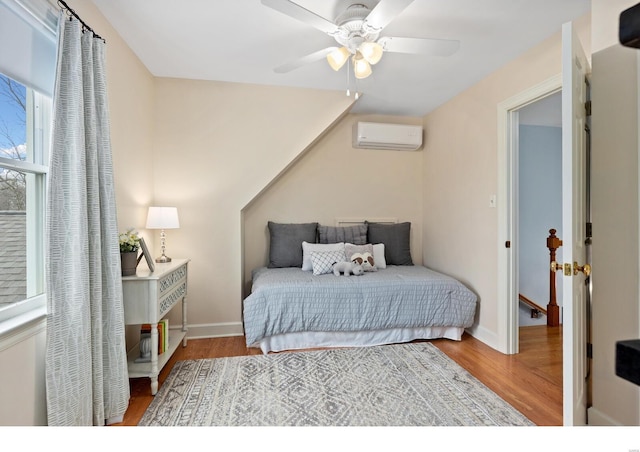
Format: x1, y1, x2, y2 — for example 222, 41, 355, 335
150, 322, 159, 395
182, 294, 188, 347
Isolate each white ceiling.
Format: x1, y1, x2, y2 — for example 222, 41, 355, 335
90, 0, 590, 117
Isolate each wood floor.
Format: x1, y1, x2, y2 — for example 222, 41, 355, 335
113, 325, 562, 426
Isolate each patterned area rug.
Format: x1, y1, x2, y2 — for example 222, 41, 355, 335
138, 342, 534, 426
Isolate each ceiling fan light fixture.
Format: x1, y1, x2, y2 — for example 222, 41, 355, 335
327, 46, 350, 71
352, 52, 372, 79
359, 41, 383, 64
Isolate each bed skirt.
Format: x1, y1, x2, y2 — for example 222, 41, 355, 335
249, 326, 465, 354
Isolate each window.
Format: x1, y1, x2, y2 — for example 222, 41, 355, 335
0, 0, 57, 333
0, 73, 50, 327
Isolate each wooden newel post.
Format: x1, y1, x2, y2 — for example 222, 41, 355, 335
547, 228, 562, 327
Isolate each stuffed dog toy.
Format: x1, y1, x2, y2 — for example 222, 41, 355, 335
333, 261, 364, 276
349, 252, 377, 272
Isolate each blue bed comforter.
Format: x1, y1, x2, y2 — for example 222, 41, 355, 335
243, 266, 477, 347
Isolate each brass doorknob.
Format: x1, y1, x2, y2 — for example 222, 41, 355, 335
550, 261, 563, 272
573, 262, 591, 277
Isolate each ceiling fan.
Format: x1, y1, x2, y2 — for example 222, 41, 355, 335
261, 0, 460, 80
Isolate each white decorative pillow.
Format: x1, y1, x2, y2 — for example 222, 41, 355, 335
302, 241, 345, 271
373, 243, 386, 269
310, 250, 346, 276
345, 243, 377, 272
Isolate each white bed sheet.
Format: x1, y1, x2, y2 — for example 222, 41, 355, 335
252, 326, 465, 354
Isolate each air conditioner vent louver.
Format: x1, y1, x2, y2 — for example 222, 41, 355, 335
353, 122, 423, 151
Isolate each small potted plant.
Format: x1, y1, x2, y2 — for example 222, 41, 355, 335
119, 228, 140, 276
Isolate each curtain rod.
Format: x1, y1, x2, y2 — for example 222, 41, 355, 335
57, 0, 104, 42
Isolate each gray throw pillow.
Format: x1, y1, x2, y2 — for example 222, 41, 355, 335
268, 221, 318, 268
318, 224, 367, 244
366, 221, 413, 265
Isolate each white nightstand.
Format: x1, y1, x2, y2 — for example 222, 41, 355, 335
122, 258, 189, 395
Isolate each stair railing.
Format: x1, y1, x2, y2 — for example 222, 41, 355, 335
547, 228, 562, 326
519, 293, 547, 319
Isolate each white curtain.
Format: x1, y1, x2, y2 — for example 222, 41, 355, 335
45, 13, 129, 426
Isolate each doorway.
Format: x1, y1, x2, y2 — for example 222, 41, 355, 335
517, 91, 563, 330
497, 75, 562, 355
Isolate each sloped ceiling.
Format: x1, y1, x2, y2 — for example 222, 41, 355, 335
90, 0, 590, 117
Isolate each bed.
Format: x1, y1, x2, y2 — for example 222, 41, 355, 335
242, 220, 477, 354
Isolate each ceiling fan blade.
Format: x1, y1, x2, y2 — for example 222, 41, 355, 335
364, 0, 415, 32
261, 0, 339, 35
378, 36, 460, 57
274, 47, 338, 73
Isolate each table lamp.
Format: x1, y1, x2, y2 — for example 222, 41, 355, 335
146, 206, 180, 263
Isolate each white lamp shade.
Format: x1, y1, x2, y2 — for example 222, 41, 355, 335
146, 207, 180, 229
327, 46, 350, 71
353, 53, 372, 79
359, 41, 383, 65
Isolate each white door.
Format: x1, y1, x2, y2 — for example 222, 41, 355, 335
561, 21, 591, 426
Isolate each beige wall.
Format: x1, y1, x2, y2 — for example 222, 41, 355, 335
0, 0, 155, 425
589, 0, 640, 426
592, 0, 635, 53
243, 113, 424, 296
152, 78, 354, 337
0, 323, 46, 425
422, 14, 590, 346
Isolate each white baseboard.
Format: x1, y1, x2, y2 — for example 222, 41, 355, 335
186, 321, 244, 340
465, 324, 501, 353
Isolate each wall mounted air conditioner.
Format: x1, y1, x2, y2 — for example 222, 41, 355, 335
353, 122, 423, 151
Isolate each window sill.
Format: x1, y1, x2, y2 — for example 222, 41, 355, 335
0, 305, 47, 352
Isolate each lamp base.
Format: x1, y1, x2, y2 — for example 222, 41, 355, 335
155, 254, 172, 263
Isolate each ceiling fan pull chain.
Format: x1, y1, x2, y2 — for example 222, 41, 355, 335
353, 59, 360, 100
346, 58, 351, 97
